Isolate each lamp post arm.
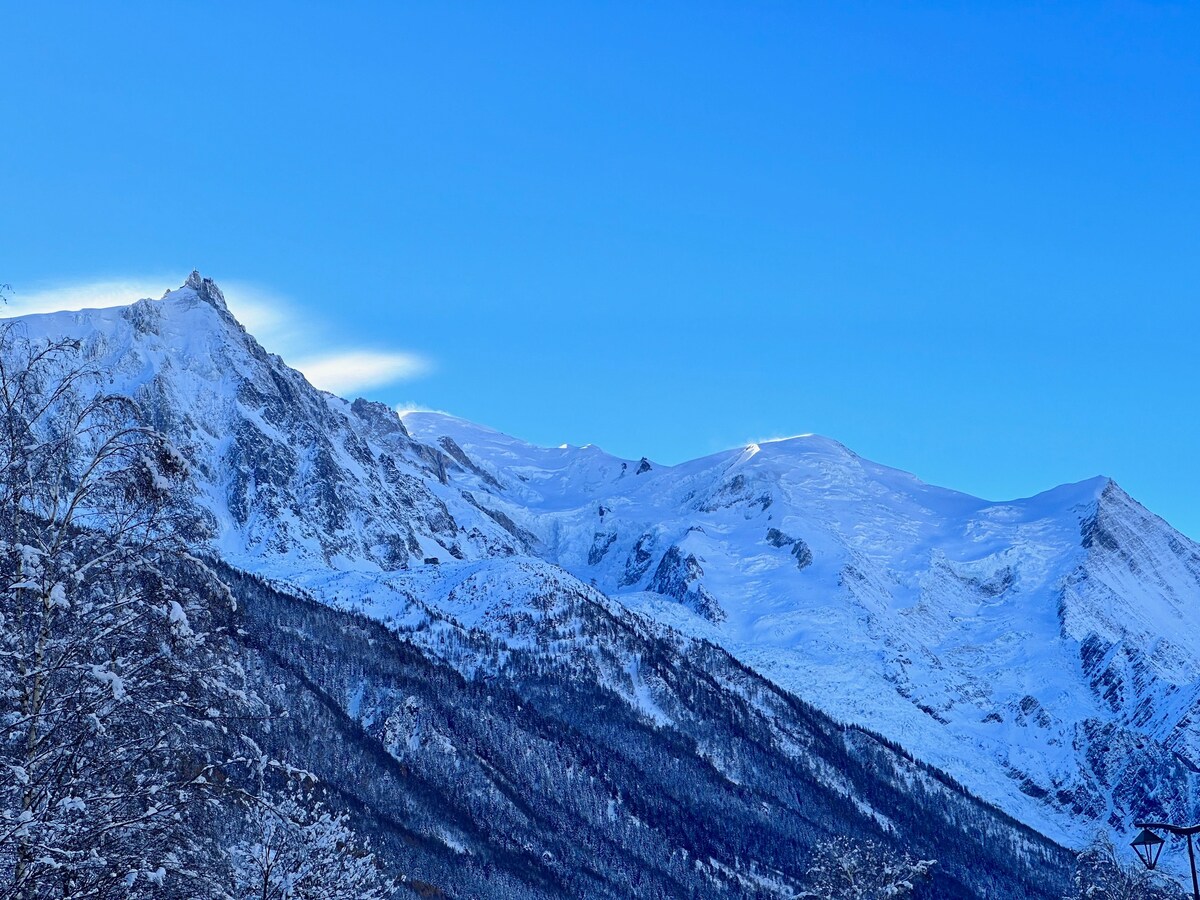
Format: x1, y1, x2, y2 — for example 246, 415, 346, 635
1136, 822, 1200, 838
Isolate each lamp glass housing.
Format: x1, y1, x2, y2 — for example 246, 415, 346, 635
1132, 829, 1166, 870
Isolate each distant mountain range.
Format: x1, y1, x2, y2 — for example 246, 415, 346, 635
10, 271, 1198, 896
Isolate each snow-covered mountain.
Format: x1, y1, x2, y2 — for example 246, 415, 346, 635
401, 410, 1200, 848
8, 272, 1198, 872
10, 272, 530, 575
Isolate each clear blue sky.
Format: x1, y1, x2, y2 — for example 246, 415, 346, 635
2, 2, 1199, 535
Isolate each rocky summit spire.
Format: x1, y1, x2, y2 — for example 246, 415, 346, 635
183, 269, 229, 312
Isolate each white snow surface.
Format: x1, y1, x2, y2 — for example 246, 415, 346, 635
9, 274, 1200, 856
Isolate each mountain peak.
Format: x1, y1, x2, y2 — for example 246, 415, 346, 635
175, 270, 229, 312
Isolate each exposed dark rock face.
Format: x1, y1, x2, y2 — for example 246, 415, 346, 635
765, 527, 793, 548
439, 435, 504, 490
765, 527, 813, 570
620, 532, 656, 587
700, 473, 772, 514
350, 397, 410, 439
1080, 512, 1121, 554
184, 269, 230, 311
636, 457, 652, 475
974, 566, 1014, 597
648, 546, 725, 623
587, 530, 618, 566
460, 491, 537, 553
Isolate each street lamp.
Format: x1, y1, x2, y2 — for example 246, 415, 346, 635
1131, 828, 1165, 869
1133, 822, 1200, 899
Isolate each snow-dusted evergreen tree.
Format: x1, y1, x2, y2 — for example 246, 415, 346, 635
1066, 832, 1185, 900
0, 325, 257, 897
225, 776, 395, 900
798, 836, 935, 899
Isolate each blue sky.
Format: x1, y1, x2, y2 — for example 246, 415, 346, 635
2, 2, 1199, 535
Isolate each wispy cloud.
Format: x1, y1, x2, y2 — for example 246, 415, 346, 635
292, 351, 431, 395
2, 275, 433, 398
